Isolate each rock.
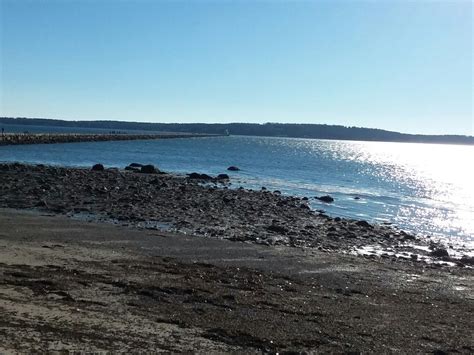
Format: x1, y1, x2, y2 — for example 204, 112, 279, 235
91, 164, 104, 171
459, 255, 474, 265
274, 190, 281, 195
300, 203, 310, 209
125, 166, 140, 172
354, 196, 360, 200
129, 163, 143, 168
227, 166, 240, 171
356, 220, 372, 228
430, 248, 449, 258
140, 165, 159, 174
217, 174, 229, 180
188, 172, 213, 180
302, 197, 308, 201
266, 225, 288, 234
149, 178, 160, 185
316, 195, 334, 203
261, 186, 267, 191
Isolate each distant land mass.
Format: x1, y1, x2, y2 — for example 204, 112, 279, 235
1, 117, 473, 145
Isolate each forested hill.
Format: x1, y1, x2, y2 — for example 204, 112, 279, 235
1, 117, 473, 145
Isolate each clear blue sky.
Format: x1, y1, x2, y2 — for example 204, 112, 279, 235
0, 0, 472, 135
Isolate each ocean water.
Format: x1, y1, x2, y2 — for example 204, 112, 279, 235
1, 134, 473, 250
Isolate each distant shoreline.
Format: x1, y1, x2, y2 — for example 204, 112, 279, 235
1, 117, 473, 145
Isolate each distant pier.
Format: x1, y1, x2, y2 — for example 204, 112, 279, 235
0, 132, 223, 146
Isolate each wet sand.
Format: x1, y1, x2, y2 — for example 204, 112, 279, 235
0, 208, 473, 353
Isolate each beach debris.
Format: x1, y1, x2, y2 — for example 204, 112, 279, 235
91, 164, 105, 171
316, 195, 334, 203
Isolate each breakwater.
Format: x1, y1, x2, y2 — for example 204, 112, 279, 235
0, 132, 221, 146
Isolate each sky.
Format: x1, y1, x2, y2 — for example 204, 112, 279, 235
0, 0, 472, 135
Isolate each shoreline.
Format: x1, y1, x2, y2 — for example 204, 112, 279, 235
0, 162, 472, 267
0, 208, 473, 352
0, 132, 223, 146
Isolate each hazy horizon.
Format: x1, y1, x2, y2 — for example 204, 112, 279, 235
1, 0, 472, 136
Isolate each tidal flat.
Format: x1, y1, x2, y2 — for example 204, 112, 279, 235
0, 162, 473, 352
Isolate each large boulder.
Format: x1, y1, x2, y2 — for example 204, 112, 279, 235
227, 166, 240, 171
140, 164, 159, 174
316, 195, 334, 203
91, 164, 104, 171
129, 163, 143, 168
217, 173, 229, 180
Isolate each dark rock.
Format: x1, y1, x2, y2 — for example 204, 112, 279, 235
91, 164, 104, 171
129, 163, 143, 168
140, 165, 159, 174
188, 172, 213, 180
125, 166, 140, 172
430, 248, 449, 258
334, 217, 341, 222
302, 196, 308, 201
459, 255, 474, 265
261, 186, 267, 191
149, 178, 160, 185
354, 196, 360, 200
274, 190, 281, 195
266, 225, 288, 234
316, 195, 334, 203
227, 166, 240, 171
356, 220, 372, 228
217, 174, 229, 180
300, 203, 310, 209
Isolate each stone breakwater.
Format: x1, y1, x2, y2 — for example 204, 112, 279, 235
0, 163, 471, 266
0, 132, 220, 146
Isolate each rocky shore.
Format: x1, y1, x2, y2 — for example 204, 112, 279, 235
0, 132, 220, 146
0, 162, 471, 266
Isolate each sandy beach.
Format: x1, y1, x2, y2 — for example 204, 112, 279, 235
0, 163, 473, 352
0, 208, 473, 353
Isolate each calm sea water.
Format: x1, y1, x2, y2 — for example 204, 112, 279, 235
1, 132, 473, 250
